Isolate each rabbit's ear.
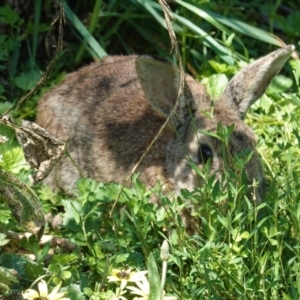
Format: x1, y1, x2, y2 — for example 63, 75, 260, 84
223, 45, 295, 119
136, 56, 193, 126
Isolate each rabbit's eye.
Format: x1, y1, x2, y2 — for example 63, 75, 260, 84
198, 144, 213, 164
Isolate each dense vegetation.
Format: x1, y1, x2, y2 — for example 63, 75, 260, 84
0, 0, 299, 299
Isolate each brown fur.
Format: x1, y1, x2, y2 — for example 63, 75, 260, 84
36, 46, 294, 229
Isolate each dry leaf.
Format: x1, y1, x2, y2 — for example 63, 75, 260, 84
14, 120, 65, 185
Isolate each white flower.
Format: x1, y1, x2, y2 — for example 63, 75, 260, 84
127, 274, 149, 299
127, 274, 177, 300
107, 268, 148, 290
22, 279, 69, 300
162, 292, 178, 300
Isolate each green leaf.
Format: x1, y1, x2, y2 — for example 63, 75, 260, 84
0, 266, 18, 294
0, 233, 10, 247
61, 270, 72, 280
204, 73, 229, 99
65, 284, 86, 300
209, 60, 237, 75
148, 252, 161, 300
0, 266, 18, 285
14, 69, 42, 91
0, 169, 45, 237
229, 257, 243, 265
0, 5, 22, 26
0, 253, 43, 281
62, 199, 82, 229
267, 75, 294, 96
0, 147, 28, 174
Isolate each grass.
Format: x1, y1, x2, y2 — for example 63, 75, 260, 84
0, 0, 300, 299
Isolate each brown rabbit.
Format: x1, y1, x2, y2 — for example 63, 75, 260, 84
36, 46, 294, 208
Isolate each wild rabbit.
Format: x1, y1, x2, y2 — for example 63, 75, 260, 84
36, 45, 294, 207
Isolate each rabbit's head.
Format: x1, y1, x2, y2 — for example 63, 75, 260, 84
136, 45, 295, 202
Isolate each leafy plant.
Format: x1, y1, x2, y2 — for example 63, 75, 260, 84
0, 0, 299, 299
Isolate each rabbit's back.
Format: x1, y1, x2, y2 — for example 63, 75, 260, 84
37, 56, 175, 193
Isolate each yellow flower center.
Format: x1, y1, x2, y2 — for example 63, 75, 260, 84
116, 270, 130, 280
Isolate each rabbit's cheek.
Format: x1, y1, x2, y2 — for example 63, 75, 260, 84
172, 159, 198, 195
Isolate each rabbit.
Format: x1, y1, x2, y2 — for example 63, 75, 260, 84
36, 45, 294, 227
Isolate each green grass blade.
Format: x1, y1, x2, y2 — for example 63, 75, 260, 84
32, 0, 41, 63
174, 14, 235, 65
203, 9, 281, 46
135, 0, 182, 32
74, 0, 103, 64
175, 0, 231, 35
63, 1, 107, 59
